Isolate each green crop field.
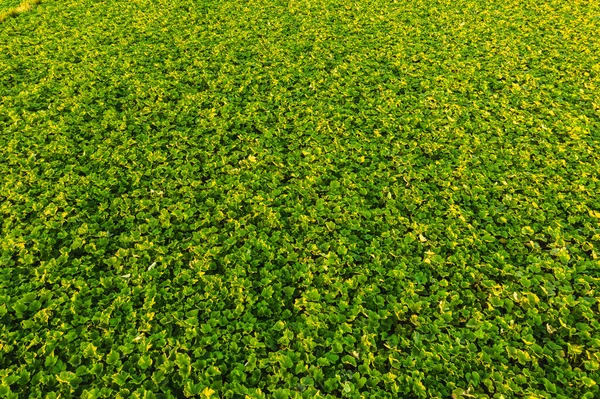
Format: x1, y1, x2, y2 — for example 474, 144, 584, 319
1, 0, 599, 398
0, 0, 38, 22
0, 0, 22, 11
0, 0, 23, 18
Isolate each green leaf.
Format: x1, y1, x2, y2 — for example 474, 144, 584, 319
138, 355, 153, 370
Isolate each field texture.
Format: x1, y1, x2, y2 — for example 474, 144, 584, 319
0, 0, 39, 23
0, 0, 22, 17
0, 0, 22, 11
1, 0, 600, 398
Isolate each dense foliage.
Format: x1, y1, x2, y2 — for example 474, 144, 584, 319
1, 0, 599, 397
0, 0, 39, 23
0, 0, 23, 17
0, 0, 22, 12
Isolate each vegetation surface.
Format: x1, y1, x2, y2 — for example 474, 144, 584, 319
0, 0, 22, 12
0, 0, 38, 22
1, 0, 600, 398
